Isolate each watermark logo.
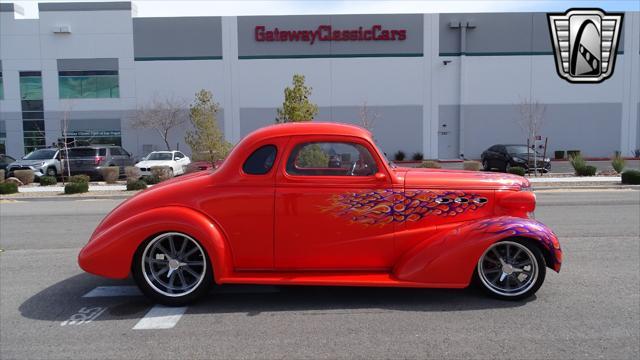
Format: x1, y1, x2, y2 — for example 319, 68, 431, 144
547, 8, 623, 83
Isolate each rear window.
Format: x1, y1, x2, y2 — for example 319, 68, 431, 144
66, 148, 105, 158
243, 145, 277, 175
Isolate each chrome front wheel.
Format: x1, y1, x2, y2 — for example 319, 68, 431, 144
134, 232, 212, 305
477, 240, 546, 300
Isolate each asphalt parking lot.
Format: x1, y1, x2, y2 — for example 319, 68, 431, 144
1, 190, 639, 359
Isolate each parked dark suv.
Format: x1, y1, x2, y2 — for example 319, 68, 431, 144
62, 146, 134, 179
481, 144, 551, 173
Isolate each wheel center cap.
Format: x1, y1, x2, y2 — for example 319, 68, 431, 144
502, 264, 514, 275
168, 259, 180, 270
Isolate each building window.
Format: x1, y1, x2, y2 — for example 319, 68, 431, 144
58, 70, 119, 99
0, 72, 4, 100
20, 73, 43, 100
19, 72, 46, 154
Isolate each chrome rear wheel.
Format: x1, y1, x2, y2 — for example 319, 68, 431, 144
134, 232, 212, 305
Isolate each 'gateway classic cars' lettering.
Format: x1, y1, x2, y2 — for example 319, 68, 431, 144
255, 25, 407, 45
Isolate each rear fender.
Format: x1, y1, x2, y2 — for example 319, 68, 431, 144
78, 206, 233, 282
393, 216, 562, 286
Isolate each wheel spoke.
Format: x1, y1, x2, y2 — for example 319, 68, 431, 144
177, 270, 188, 288
168, 236, 177, 257
185, 260, 204, 266
182, 265, 200, 278
512, 248, 522, 262
178, 237, 188, 258
184, 247, 199, 259
514, 259, 532, 267
156, 244, 172, 259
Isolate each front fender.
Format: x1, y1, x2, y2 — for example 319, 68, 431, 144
393, 216, 562, 286
78, 206, 233, 282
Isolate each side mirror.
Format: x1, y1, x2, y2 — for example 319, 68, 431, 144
374, 172, 386, 181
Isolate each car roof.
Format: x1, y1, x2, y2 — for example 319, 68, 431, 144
243, 122, 372, 143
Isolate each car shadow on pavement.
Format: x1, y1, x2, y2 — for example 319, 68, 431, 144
19, 273, 532, 323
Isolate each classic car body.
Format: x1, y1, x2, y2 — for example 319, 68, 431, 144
79, 123, 562, 305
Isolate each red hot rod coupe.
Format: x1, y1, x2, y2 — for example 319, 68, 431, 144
79, 123, 562, 305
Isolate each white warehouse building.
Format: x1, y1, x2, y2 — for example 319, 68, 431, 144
0, 2, 639, 160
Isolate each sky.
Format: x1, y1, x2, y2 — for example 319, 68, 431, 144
2, 0, 639, 18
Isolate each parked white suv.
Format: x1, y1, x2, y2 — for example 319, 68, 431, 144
135, 151, 190, 177
7, 148, 62, 178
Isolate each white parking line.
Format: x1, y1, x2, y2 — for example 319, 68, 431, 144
82, 286, 142, 298
133, 305, 187, 330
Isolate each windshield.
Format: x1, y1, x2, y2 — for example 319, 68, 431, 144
147, 152, 173, 161
506, 145, 541, 155
23, 149, 57, 160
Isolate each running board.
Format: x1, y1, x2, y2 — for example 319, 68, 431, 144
218, 272, 466, 289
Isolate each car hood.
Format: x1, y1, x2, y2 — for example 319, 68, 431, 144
9, 159, 49, 167
512, 153, 548, 161
135, 160, 174, 168
397, 167, 530, 190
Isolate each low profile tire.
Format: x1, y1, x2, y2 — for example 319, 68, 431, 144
132, 232, 213, 306
475, 238, 546, 301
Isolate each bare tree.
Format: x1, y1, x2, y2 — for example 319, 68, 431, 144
518, 98, 546, 147
131, 96, 188, 150
359, 101, 380, 131
60, 103, 73, 182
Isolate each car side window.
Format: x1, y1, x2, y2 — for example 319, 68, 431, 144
286, 142, 378, 176
243, 145, 277, 175
110, 148, 121, 156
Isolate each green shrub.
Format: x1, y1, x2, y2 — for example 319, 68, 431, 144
463, 160, 482, 171
576, 165, 597, 176
0, 170, 4, 183
508, 166, 526, 176
69, 174, 90, 184
621, 170, 640, 185
554, 150, 565, 160
141, 175, 161, 185
394, 151, 406, 161
569, 154, 587, 175
99, 166, 119, 184
126, 179, 148, 191
567, 150, 581, 158
412, 152, 424, 161
612, 153, 625, 174
0, 182, 18, 194
39, 175, 57, 186
125, 166, 141, 181
64, 182, 89, 194
417, 160, 441, 169
13, 170, 35, 185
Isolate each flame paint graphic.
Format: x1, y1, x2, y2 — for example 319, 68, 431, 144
325, 189, 487, 226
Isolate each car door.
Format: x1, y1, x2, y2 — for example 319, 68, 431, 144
173, 152, 188, 174
274, 136, 395, 270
